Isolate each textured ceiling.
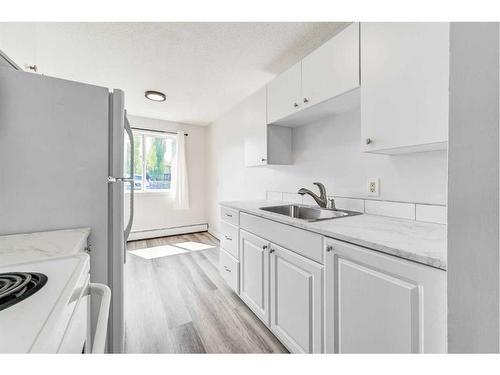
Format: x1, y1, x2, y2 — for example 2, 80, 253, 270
2, 22, 349, 125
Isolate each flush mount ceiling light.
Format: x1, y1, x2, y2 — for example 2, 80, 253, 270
145, 90, 166, 102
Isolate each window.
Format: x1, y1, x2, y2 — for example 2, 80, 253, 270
125, 129, 177, 192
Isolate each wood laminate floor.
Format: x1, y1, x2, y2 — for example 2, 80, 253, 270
124, 232, 288, 353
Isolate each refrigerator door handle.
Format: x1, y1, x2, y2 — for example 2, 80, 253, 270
124, 114, 134, 249
107, 176, 133, 183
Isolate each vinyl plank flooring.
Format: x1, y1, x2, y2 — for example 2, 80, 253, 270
124, 255, 172, 353
125, 232, 288, 354
152, 258, 192, 329
170, 322, 206, 354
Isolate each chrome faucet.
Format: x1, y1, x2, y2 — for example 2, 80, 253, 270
298, 182, 336, 209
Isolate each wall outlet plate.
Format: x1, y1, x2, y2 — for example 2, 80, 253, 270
367, 178, 380, 196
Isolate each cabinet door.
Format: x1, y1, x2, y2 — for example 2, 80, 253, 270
361, 23, 449, 154
267, 62, 302, 124
325, 239, 446, 353
243, 88, 293, 166
243, 87, 268, 166
302, 22, 360, 108
270, 243, 324, 353
239, 229, 270, 325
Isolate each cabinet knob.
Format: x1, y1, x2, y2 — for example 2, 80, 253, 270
262, 245, 268, 250
365, 138, 372, 145
293, 102, 299, 108
261, 158, 267, 162
269, 248, 275, 254
303, 97, 310, 103
326, 245, 333, 252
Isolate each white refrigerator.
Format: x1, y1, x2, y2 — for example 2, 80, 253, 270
0, 66, 132, 353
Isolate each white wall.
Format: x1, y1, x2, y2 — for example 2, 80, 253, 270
447, 22, 499, 353
125, 115, 207, 233
206, 102, 448, 236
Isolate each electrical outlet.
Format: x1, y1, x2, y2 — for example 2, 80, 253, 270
367, 178, 380, 196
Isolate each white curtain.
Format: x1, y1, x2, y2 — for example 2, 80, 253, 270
174, 131, 189, 209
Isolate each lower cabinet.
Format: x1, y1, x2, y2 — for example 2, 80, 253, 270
220, 210, 446, 354
270, 243, 324, 353
219, 248, 240, 294
239, 229, 270, 325
239, 229, 324, 353
324, 238, 447, 353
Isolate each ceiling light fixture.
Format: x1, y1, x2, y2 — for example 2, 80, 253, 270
145, 90, 166, 102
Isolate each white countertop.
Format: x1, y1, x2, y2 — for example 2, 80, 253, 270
221, 200, 447, 270
0, 227, 91, 267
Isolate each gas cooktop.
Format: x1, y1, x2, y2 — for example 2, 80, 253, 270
0, 272, 48, 311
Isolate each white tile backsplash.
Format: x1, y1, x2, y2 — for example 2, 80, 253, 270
364, 200, 415, 220
266, 191, 283, 201
333, 197, 365, 212
265, 191, 446, 224
416, 204, 447, 224
282, 192, 303, 204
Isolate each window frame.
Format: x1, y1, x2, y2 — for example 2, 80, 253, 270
127, 128, 177, 195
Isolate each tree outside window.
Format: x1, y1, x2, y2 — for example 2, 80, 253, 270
125, 129, 177, 192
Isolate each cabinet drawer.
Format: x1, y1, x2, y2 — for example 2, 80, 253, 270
220, 221, 239, 259
220, 248, 239, 294
220, 206, 239, 226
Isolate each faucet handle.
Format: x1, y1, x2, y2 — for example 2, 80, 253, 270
327, 198, 336, 210
313, 182, 327, 198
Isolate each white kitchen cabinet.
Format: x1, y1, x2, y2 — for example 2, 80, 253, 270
220, 206, 239, 226
219, 248, 240, 294
267, 23, 360, 126
243, 87, 268, 166
239, 229, 270, 325
302, 22, 359, 108
243, 87, 292, 166
270, 243, 324, 353
220, 220, 239, 259
266, 62, 302, 124
219, 205, 241, 294
361, 23, 450, 154
325, 238, 446, 353
240, 212, 323, 264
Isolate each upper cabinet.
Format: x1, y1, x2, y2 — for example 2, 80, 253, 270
361, 23, 450, 154
243, 87, 292, 167
266, 62, 302, 124
267, 23, 360, 126
253, 22, 450, 159
301, 22, 360, 108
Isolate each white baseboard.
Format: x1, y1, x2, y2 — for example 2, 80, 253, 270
128, 224, 208, 241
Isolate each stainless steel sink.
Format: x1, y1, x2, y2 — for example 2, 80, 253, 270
259, 204, 361, 222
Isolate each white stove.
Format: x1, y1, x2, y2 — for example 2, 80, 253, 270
0, 254, 110, 353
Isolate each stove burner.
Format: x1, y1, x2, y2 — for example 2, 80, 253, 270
0, 272, 47, 311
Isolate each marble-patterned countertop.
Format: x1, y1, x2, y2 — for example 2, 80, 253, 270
0, 227, 91, 267
221, 200, 447, 270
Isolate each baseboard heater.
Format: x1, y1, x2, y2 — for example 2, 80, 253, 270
128, 223, 208, 241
